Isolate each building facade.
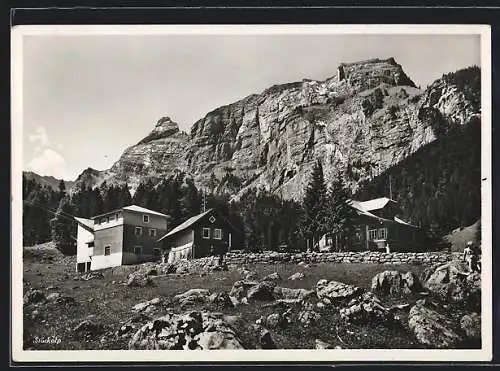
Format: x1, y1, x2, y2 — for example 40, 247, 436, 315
321, 197, 425, 252
75, 205, 169, 271
157, 209, 237, 264
75, 217, 94, 273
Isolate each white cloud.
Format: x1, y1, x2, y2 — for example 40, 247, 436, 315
29, 126, 50, 147
27, 148, 69, 180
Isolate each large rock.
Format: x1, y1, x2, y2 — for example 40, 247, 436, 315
174, 289, 211, 307
371, 270, 421, 296
288, 272, 305, 281
262, 272, 281, 282
316, 279, 363, 305
229, 280, 259, 302
207, 291, 235, 309
129, 311, 274, 350
424, 260, 481, 308
408, 303, 463, 348
132, 297, 163, 313
274, 286, 315, 301
23, 289, 45, 305
460, 312, 481, 340
340, 292, 393, 325
247, 281, 276, 301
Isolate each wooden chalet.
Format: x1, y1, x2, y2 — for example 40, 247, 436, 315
157, 208, 238, 264
320, 197, 426, 252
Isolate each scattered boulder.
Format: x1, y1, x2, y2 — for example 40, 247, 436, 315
127, 274, 155, 287
315, 339, 334, 349
424, 260, 480, 308
247, 281, 276, 301
129, 311, 272, 350
371, 270, 421, 296
316, 280, 363, 305
174, 289, 211, 308
242, 270, 258, 280
273, 286, 315, 301
31, 310, 40, 320
408, 303, 463, 348
207, 291, 234, 309
340, 292, 394, 325
132, 297, 163, 313
288, 272, 305, 281
23, 289, 45, 305
298, 302, 321, 327
262, 272, 281, 282
229, 280, 259, 302
46, 292, 61, 302
460, 312, 481, 340
266, 313, 282, 328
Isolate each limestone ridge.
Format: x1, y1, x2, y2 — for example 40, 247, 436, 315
72, 58, 481, 200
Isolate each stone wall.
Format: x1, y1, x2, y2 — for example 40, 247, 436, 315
184, 251, 461, 269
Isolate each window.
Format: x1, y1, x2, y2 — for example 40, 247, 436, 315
104, 246, 111, 256
368, 229, 378, 241
202, 228, 210, 239
143, 215, 149, 223
134, 246, 142, 255
378, 228, 388, 240
153, 248, 162, 257
105, 216, 110, 223
213, 228, 222, 240
110, 214, 115, 221
95, 219, 100, 225
135, 227, 143, 236
149, 228, 157, 237
100, 217, 106, 224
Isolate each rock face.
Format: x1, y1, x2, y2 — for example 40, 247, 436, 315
71, 59, 480, 198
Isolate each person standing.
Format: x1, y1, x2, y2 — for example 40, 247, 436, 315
463, 241, 475, 272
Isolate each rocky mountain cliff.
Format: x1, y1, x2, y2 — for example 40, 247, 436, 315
72, 58, 481, 201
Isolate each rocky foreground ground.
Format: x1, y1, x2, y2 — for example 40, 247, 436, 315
23, 244, 481, 350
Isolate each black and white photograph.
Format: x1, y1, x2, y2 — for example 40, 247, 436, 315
11, 24, 492, 362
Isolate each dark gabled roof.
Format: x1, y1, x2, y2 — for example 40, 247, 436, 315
157, 208, 239, 242
157, 209, 214, 242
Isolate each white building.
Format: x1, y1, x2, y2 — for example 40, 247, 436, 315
74, 217, 95, 273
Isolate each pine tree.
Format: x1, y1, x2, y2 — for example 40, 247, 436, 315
58, 179, 66, 199
51, 195, 76, 255
300, 159, 328, 251
325, 174, 356, 251
181, 178, 201, 218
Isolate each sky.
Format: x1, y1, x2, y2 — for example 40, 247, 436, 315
20, 32, 481, 181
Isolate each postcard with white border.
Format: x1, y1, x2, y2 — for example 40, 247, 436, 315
11, 24, 492, 362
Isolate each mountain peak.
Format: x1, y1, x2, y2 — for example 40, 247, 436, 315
337, 57, 416, 90
137, 116, 181, 145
